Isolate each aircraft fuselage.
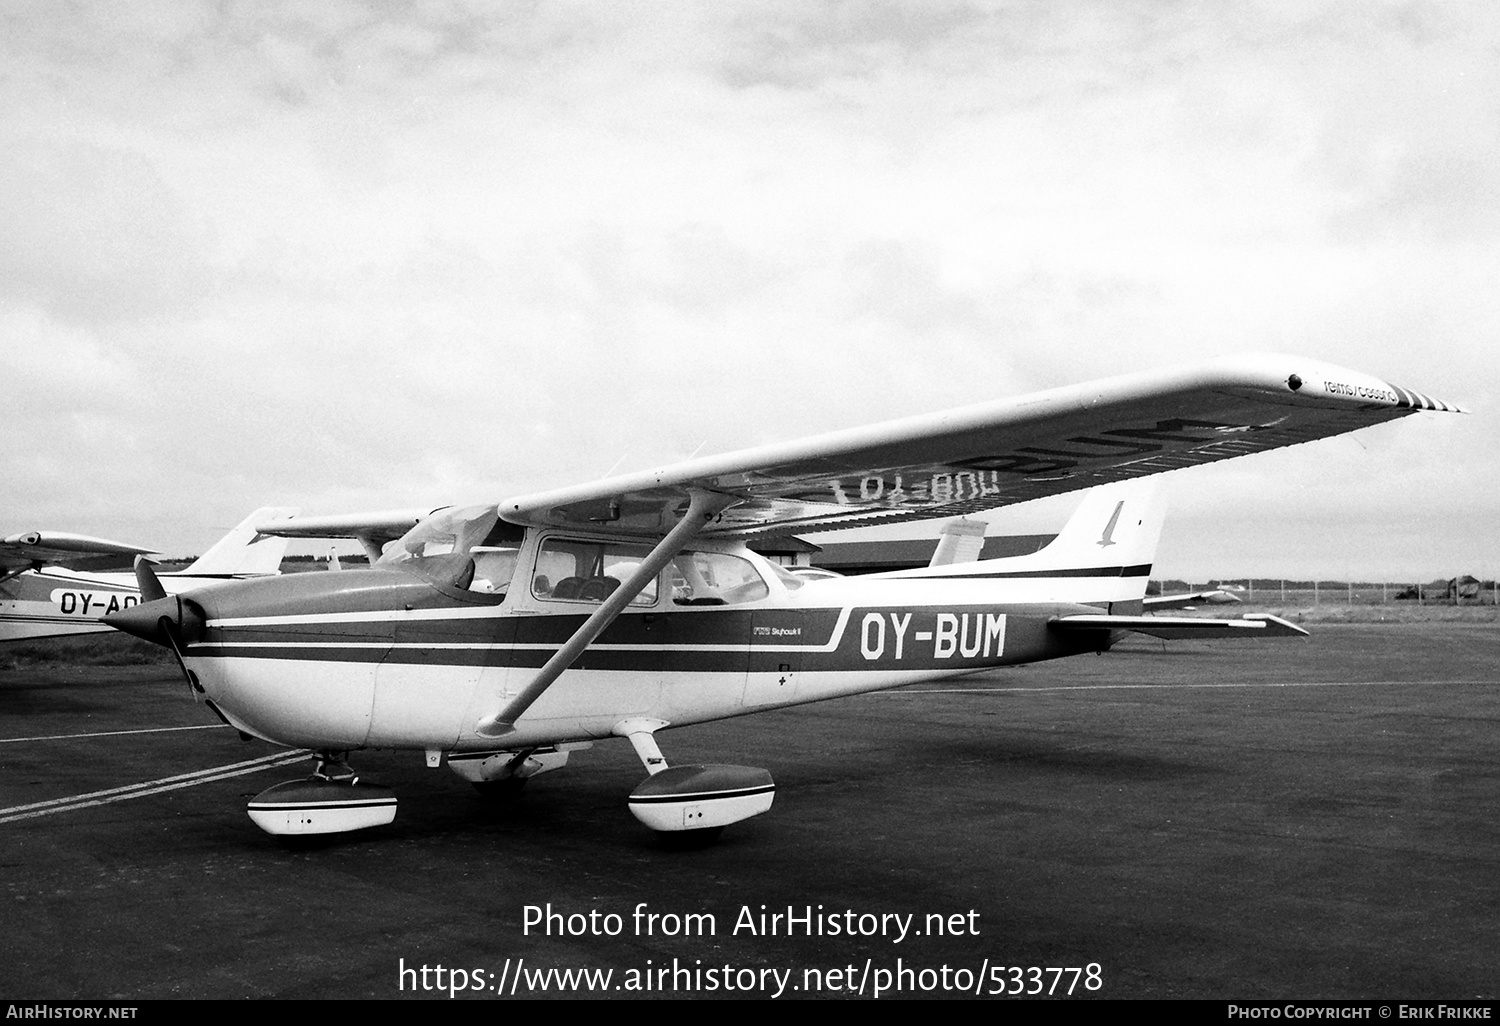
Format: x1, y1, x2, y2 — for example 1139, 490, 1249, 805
134, 555, 1115, 753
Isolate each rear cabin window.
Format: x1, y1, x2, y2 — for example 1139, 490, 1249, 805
668, 552, 769, 606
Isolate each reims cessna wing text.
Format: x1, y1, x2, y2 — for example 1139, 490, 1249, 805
104, 355, 1464, 843
0, 509, 299, 643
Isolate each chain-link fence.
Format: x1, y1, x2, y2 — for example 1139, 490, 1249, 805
1151, 579, 1499, 607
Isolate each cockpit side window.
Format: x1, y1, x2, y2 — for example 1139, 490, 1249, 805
532, 539, 659, 606
469, 546, 521, 595
669, 551, 769, 606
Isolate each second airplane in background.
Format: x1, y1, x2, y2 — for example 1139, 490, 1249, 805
2, 509, 299, 643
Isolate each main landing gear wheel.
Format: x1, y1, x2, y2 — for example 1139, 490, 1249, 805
246, 751, 396, 838
616, 723, 776, 847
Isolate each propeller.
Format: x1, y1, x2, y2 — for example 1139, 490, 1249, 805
104, 558, 207, 695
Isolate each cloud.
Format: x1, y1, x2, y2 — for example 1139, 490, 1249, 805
0, 136, 217, 322
0, 1, 1492, 574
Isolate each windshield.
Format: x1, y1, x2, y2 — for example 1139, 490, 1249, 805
378, 505, 523, 594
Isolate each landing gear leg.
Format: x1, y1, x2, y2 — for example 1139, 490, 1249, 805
312, 750, 358, 784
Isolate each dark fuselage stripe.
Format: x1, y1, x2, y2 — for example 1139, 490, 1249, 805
906, 563, 1152, 580
247, 800, 396, 811
628, 785, 776, 804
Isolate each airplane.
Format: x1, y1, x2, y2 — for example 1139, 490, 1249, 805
1, 508, 302, 643
104, 354, 1464, 843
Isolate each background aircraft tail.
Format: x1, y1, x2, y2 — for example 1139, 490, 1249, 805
177, 507, 299, 576
928, 518, 988, 567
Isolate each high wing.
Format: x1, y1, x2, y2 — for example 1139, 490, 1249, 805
498, 354, 1464, 539
252, 508, 448, 564
0, 531, 157, 580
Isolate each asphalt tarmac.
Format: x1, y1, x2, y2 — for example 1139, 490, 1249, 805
2, 623, 1497, 1001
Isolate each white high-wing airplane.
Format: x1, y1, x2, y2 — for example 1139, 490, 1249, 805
0, 508, 304, 643
105, 355, 1464, 842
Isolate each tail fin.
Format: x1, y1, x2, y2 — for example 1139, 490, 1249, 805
177, 507, 300, 576
909, 482, 1167, 610
1019, 481, 1166, 574
928, 518, 988, 567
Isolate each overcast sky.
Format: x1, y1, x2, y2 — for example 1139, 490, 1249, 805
3, 1, 1494, 581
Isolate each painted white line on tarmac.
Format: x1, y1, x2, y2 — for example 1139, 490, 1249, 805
0, 750, 311, 824
0, 723, 229, 743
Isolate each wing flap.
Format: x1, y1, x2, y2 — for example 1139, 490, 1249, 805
498, 354, 1464, 539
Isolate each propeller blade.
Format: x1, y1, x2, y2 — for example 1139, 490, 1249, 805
133, 556, 167, 602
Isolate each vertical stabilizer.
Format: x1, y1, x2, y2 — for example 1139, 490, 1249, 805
1027, 482, 1167, 574
177, 507, 300, 576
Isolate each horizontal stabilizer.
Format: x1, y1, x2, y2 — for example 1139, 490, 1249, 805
1051, 612, 1308, 639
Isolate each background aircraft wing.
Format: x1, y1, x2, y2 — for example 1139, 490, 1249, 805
0, 532, 157, 578
498, 354, 1464, 540
252, 508, 448, 563
1143, 589, 1243, 611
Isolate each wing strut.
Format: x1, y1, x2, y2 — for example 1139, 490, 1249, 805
475, 488, 739, 738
